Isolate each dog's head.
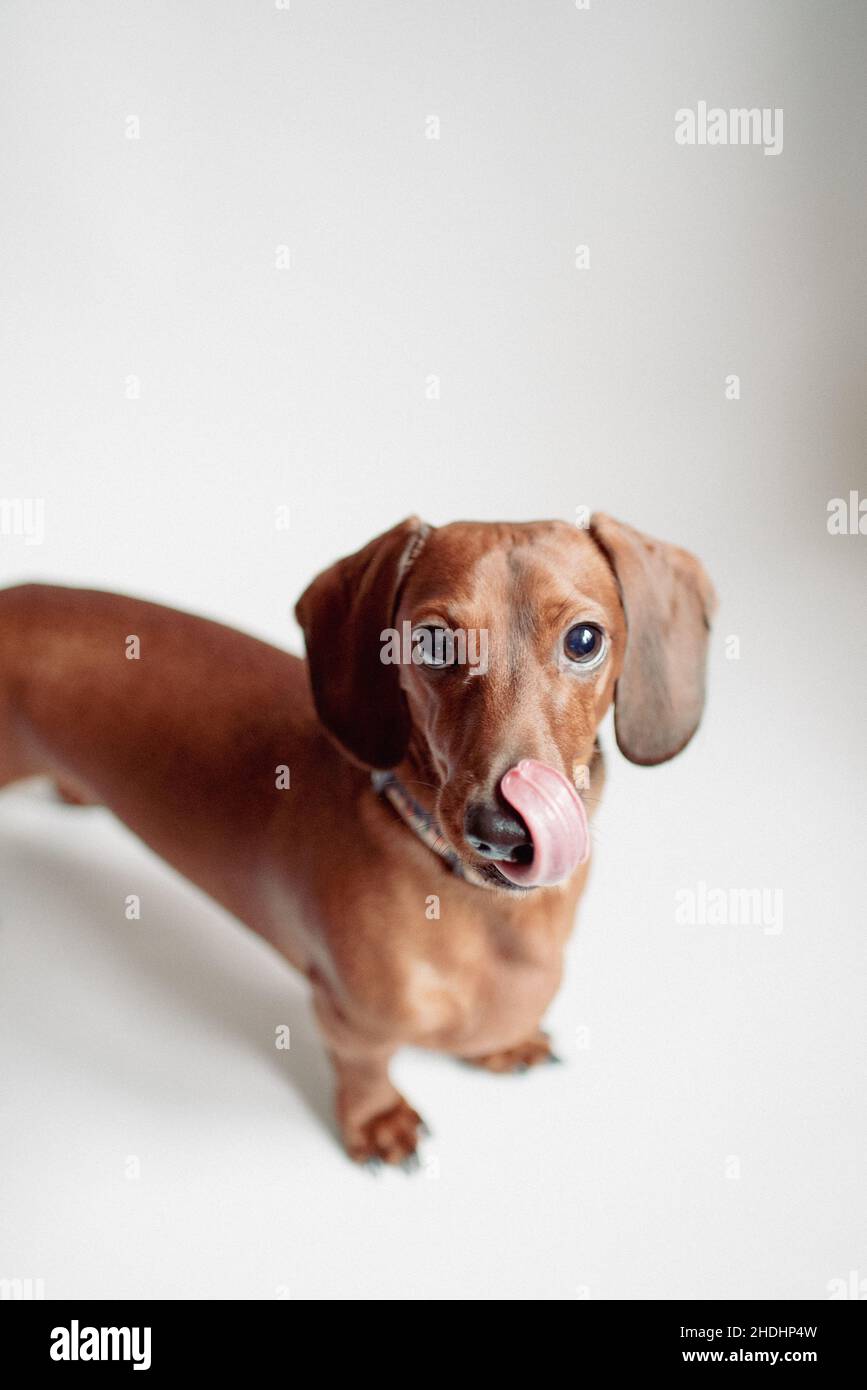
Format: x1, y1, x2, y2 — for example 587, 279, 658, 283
296, 516, 716, 892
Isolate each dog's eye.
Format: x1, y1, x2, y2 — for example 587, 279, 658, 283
564, 623, 606, 668
412, 626, 456, 668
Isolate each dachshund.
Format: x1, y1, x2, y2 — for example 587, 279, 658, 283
0, 515, 715, 1164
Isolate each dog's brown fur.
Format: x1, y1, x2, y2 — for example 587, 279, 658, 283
0, 516, 715, 1164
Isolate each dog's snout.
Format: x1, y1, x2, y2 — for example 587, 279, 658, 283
464, 800, 533, 864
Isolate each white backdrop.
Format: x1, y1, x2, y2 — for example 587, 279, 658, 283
1, 0, 865, 1300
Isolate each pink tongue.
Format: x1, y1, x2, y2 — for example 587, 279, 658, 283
497, 760, 589, 887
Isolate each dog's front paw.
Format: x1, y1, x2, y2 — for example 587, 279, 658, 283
462, 1030, 560, 1074
344, 1097, 426, 1168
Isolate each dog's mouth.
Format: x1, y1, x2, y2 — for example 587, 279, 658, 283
454, 760, 591, 891
478, 861, 536, 893
494, 760, 590, 887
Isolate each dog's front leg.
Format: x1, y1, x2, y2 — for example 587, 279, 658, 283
331, 1049, 425, 1169
311, 981, 425, 1167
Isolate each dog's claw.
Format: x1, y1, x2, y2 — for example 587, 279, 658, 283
343, 1096, 425, 1167
459, 1032, 559, 1073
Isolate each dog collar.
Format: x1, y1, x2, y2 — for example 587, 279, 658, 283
371, 771, 487, 886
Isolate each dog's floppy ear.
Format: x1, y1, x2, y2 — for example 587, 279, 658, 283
295, 516, 430, 769
590, 513, 717, 766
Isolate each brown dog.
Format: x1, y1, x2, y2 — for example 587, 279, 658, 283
0, 515, 715, 1164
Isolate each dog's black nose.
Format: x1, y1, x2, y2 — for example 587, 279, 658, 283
464, 801, 533, 864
